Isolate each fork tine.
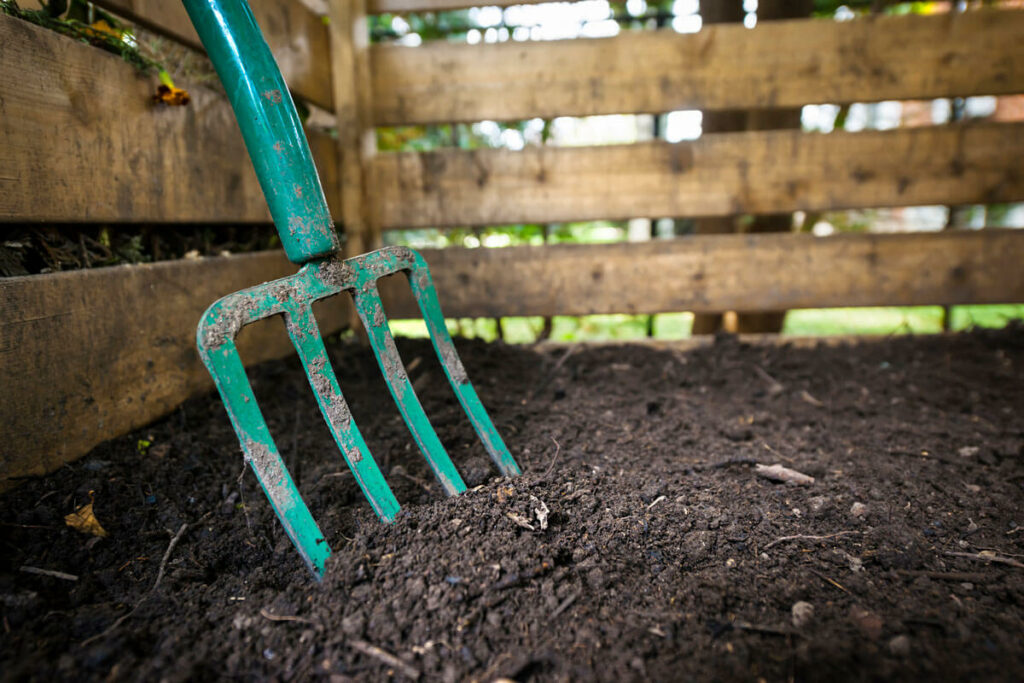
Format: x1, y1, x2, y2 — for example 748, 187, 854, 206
198, 322, 330, 578
353, 284, 468, 497
285, 305, 401, 522
405, 254, 522, 477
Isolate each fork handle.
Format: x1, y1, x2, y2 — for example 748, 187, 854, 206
182, 0, 340, 264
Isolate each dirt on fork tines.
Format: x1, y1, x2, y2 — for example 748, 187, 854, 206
2, 328, 1023, 681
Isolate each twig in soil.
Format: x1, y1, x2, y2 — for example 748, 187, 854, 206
543, 437, 561, 478
944, 551, 1024, 569
349, 639, 421, 680
732, 619, 793, 637
81, 513, 208, 647
236, 463, 254, 536
549, 591, 580, 620
82, 604, 142, 647
260, 607, 323, 630
392, 467, 435, 495
799, 390, 824, 407
153, 523, 189, 591
806, 568, 849, 594
528, 346, 575, 401
755, 463, 815, 485
19, 566, 78, 582
752, 364, 785, 397
764, 530, 859, 550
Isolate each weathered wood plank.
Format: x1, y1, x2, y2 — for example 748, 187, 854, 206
382, 230, 1024, 319
329, 0, 379, 255
370, 123, 1024, 229
0, 252, 350, 488
370, 9, 1024, 124
90, 0, 334, 110
0, 14, 340, 223
4, 229, 1021, 484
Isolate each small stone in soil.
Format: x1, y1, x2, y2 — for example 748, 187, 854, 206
792, 601, 815, 629
889, 635, 911, 656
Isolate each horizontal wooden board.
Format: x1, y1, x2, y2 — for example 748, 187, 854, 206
0, 252, 350, 489
370, 123, 1024, 228
4, 229, 1021, 484
368, 0, 547, 12
384, 230, 1024, 319
0, 15, 340, 223
91, 0, 334, 110
370, 9, 1024, 124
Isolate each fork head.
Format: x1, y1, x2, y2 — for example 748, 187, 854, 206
196, 246, 520, 578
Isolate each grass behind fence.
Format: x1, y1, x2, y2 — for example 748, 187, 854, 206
389, 304, 1024, 344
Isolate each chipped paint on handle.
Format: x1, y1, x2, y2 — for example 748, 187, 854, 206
181, 0, 339, 264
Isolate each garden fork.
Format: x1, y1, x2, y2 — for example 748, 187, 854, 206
185, 0, 520, 579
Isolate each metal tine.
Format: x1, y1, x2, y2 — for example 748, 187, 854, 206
405, 259, 522, 477
352, 283, 468, 497
198, 308, 330, 578
284, 304, 401, 522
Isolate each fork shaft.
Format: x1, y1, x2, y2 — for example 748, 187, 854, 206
182, 0, 339, 264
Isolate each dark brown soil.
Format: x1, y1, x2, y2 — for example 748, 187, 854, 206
3, 328, 1023, 682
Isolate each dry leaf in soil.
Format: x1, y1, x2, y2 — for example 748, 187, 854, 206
65, 492, 108, 538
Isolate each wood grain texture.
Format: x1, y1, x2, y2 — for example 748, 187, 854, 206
370, 123, 1024, 229
329, 0, 379, 255
90, 0, 334, 110
0, 15, 340, 223
381, 230, 1024, 319
4, 229, 1021, 483
369, 9, 1024, 125
0, 252, 350, 487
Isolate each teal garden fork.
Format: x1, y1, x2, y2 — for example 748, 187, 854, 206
184, 0, 520, 579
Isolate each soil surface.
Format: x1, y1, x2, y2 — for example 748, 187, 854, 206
2, 328, 1023, 681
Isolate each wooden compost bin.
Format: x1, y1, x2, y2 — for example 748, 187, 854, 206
2, 0, 1024, 490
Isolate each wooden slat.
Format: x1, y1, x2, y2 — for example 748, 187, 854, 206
370, 10, 1024, 125
90, 0, 334, 110
369, 123, 1024, 229
0, 15, 340, 223
329, 0, 380, 255
381, 230, 1024, 319
4, 229, 1021, 484
368, 0, 547, 12
0, 253, 351, 488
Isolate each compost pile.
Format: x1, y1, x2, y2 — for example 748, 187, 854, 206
2, 328, 1023, 681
